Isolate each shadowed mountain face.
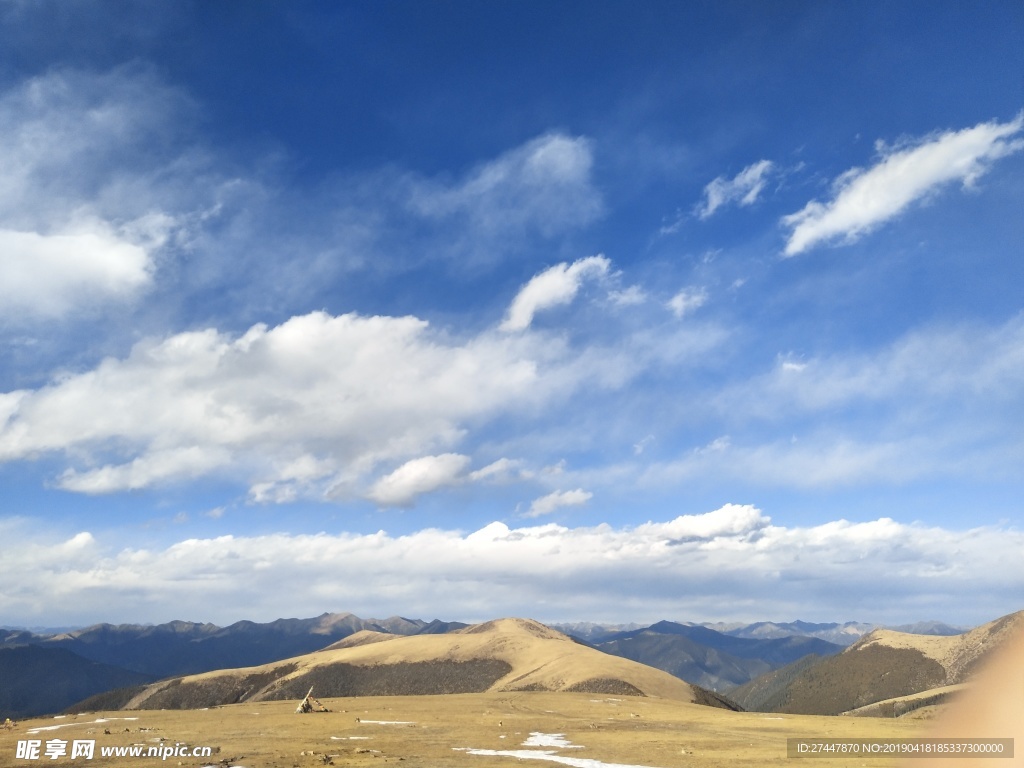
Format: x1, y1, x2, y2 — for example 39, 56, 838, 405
2, 613, 462, 679
0, 646, 152, 719
730, 609, 1024, 716
592, 621, 843, 691
117, 618, 733, 712
736, 646, 946, 716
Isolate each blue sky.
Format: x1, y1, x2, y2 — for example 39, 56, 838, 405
1, 1, 1022, 628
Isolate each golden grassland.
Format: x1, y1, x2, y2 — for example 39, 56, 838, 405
0, 691, 932, 768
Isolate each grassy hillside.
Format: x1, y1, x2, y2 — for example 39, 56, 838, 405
121, 618, 722, 711
732, 609, 1024, 716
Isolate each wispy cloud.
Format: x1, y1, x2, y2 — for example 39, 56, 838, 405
696, 159, 774, 220
500, 255, 610, 332
524, 488, 593, 518
782, 114, 1024, 255
666, 287, 708, 318
714, 315, 1024, 421
407, 133, 603, 262
2, 506, 1019, 626
0, 67, 193, 320
638, 317, 1024, 489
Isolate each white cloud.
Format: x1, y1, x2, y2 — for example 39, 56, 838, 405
500, 255, 611, 332
608, 285, 647, 307
783, 114, 1024, 255
0, 223, 153, 318
525, 488, 593, 518
696, 159, 774, 219
0, 67, 201, 320
0, 302, 669, 504
59, 446, 232, 494
2, 506, 1020, 626
367, 453, 472, 507
468, 458, 523, 483
0, 312, 549, 501
666, 287, 707, 318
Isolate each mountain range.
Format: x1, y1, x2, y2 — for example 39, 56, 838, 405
1, 613, 467, 679
0, 613, 466, 719
74, 618, 737, 714
1, 610, 1007, 722
551, 618, 965, 646
587, 620, 844, 691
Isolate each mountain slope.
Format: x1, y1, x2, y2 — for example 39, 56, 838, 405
732, 609, 1024, 715
594, 621, 842, 690
0, 646, 152, 719
121, 618, 738, 711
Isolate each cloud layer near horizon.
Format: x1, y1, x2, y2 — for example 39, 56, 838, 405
2, 505, 1020, 627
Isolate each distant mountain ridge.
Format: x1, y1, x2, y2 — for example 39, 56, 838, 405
587, 620, 844, 691
1, 612, 468, 679
554, 619, 966, 647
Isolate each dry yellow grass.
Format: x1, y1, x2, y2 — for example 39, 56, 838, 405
841, 684, 967, 718
0, 690, 929, 768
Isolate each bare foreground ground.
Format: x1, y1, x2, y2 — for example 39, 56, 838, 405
1, 692, 933, 768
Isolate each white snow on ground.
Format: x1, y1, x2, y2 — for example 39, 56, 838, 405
454, 748, 662, 768
523, 733, 584, 748
332, 736, 371, 740
455, 733, 662, 768
358, 719, 416, 725
26, 717, 139, 734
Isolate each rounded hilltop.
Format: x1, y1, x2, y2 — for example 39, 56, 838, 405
115, 616, 737, 711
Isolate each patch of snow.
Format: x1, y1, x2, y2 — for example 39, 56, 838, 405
454, 748, 663, 768
359, 719, 415, 725
27, 717, 138, 734
523, 733, 583, 749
